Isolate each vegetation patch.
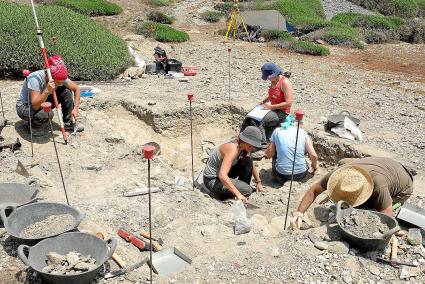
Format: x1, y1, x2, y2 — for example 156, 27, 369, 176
135, 21, 189, 42
274, 0, 328, 34
200, 10, 224, 22
147, 11, 174, 24
150, 0, 170, 6
56, 0, 122, 16
398, 18, 425, 43
289, 40, 330, 56
349, 0, 420, 18
262, 29, 295, 41
0, 2, 131, 80
322, 23, 365, 48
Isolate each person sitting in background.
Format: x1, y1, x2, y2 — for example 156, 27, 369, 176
258, 62, 294, 141
265, 119, 318, 184
16, 55, 82, 136
153, 47, 168, 75
290, 157, 414, 230
203, 126, 267, 203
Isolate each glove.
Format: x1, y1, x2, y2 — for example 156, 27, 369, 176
290, 211, 312, 230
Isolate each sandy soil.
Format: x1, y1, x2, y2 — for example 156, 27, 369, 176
1, 1, 425, 283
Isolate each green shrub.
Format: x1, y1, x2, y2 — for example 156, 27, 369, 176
352, 15, 404, 30
331, 13, 362, 26
214, 1, 233, 15
416, 0, 425, 16
349, 0, 418, 18
289, 40, 330, 56
322, 23, 364, 48
150, 0, 170, 6
398, 18, 425, 43
0, 2, 131, 80
147, 11, 174, 24
363, 28, 400, 43
135, 21, 189, 42
55, 0, 122, 16
275, 0, 328, 34
262, 29, 294, 41
200, 10, 223, 22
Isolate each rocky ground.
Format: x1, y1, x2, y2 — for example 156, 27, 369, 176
1, 0, 425, 283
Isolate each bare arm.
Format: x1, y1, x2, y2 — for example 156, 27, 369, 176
30, 81, 55, 109
305, 137, 318, 173
65, 80, 81, 119
296, 179, 326, 213
218, 144, 245, 200
265, 142, 276, 159
380, 206, 394, 217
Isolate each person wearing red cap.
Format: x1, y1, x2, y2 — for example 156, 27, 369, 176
16, 55, 82, 136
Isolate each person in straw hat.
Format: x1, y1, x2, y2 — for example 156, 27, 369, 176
203, 126, 267, 203
290, 157, 413, 230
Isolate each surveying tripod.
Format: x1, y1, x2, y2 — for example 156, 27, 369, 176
224, 0, 250, 42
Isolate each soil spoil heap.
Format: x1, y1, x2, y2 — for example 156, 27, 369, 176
19, 214, 75, 238
42, 251, 97, 275
341, 210, 390, 238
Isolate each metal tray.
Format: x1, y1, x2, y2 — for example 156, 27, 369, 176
151, 247, 191, 276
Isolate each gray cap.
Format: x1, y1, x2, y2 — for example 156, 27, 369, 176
240, 126, 267, 149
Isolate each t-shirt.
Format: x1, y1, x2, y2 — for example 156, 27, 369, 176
17, 70, 69, 107
268, 76, 290, 114
204, 140, 240, 178
321, 157, 413, 211
271, 126, 308, 175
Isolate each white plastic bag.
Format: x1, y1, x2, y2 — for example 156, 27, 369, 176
229, 200, 251, 235
331, 125, 355, 140
344, 117, 363, 141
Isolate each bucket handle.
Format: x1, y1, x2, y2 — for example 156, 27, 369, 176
0, 205, 15, 224
105, 237, 117, 261
381, 225, 401, 240
336, 200, 353, 217
17, 245, 31, 267
75, 211, 86, 226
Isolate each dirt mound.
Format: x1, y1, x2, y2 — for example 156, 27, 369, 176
20, 214, 75, 239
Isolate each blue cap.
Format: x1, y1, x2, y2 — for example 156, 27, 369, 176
261, 63, 282, 80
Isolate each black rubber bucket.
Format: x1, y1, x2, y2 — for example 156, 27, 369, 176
336, 200, 400, 251
0, 183, 39, 210
166, 59, 182, 73
18, 232, 117, 284
0, 202, 85, 245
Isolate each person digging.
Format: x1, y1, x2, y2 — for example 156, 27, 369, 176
203, 126, 267, 203
16, 55, 83, 136
290, 157, 413, 230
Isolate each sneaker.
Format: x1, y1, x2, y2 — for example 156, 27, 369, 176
65, 122, 84, 133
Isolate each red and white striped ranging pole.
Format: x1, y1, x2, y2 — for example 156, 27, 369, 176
29, 0, 68, 144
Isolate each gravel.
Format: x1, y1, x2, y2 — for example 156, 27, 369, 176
321, 0, 374, 20
341, 210, 390, 238
42, 251, 97, 275
19, 214, 75, 239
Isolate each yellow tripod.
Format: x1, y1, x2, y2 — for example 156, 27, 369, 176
224, 0, 249, 42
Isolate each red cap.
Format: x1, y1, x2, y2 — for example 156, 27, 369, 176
41, 102, 52, 113
143, 145, 156, 160
295, 109, 304, 121
187, 93, 194, 102
22, 69, 30, 77
47, 55, 68, 81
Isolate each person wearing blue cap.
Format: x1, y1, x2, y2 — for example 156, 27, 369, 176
258, 62, 294, 142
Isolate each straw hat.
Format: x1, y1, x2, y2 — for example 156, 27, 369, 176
327, 165, 374, 207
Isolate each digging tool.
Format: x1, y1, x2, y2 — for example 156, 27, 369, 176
117, 229, 146, 250
391, 235, 398, 261
0, 138, 22, 152
0, 90, 5, 121
187, 93, 195, 191
15, 159, 30, 178
41, 102, 70, 205
96, 232, 126, 268
377, 257, 418, 267
124, 187, 161, 197
284, 110, 304, 229
22, 70, 34, 157
104, 256, 149, 279
140, 229, 163, 252
143, 145, 155, 283
29, 0, 68, 144
0, 90, 7, 137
